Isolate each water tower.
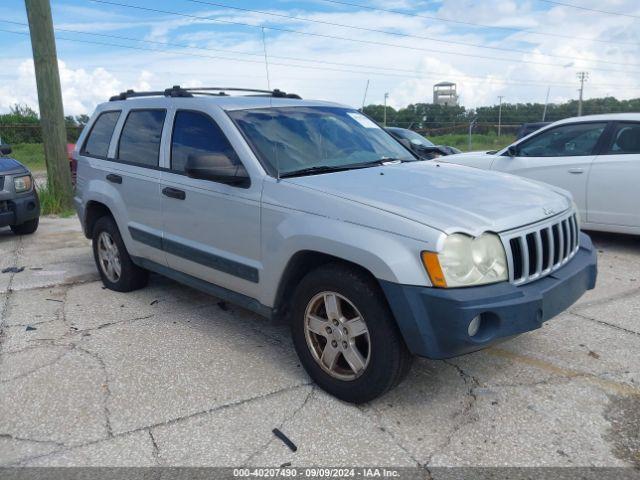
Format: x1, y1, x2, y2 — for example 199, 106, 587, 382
433, 82, 458, 106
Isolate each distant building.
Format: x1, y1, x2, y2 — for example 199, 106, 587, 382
433, 82, 458, 106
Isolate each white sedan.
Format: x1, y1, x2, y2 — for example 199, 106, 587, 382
442, 113, 640, 235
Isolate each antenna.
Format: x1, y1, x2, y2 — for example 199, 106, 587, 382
261, 27, 271, 91
361, 79, 369, 111
261, 27, 279, 180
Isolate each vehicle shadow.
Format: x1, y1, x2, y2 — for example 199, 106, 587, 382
586, 229, 640, 254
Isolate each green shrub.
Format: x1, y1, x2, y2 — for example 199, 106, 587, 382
37, 183, 75, 217
9, 143, 45, 171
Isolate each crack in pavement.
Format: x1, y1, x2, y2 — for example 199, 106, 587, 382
423, 360, 480, 468
147, 429, 162, 466
74, 345, 114, 439
0, 347, 73, 384
0, 235, 23, 371
356, 402, 423, 469
569, 311, 640, 337
0, 433, 65, 448
9, 382, 313, 467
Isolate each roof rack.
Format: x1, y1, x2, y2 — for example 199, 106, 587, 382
109, 85, 301, 101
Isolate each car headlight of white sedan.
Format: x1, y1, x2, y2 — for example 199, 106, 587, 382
422, 233, 508, 288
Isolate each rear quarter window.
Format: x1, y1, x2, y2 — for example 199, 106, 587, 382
81, 111, 121, 158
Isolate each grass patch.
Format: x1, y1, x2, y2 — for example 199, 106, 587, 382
9, 143, 45, 171
37, 184, 75, 217
430, 133, 515, 152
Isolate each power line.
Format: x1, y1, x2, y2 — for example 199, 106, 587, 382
538, 0, 640, 20
187, 0, 636, 68
316, 0, 640, 47
0, 27, 581, 89
87, 0, 640, 76
2, 21, 637, 90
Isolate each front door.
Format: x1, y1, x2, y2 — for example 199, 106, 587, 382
491, 122, 607, 222
160, 109, 262, 299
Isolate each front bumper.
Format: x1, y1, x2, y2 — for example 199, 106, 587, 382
380, 232, 597, 359
0, 190, 40, 228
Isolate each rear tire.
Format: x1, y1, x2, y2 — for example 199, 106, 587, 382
290, 263, 413, 403
10, 217, 39, 235
92, 215, 148, 292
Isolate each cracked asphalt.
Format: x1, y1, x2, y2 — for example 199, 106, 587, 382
0, 217, 638, 468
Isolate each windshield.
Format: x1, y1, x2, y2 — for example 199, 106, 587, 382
228, 106, 415, 175
391, 128, 435, 147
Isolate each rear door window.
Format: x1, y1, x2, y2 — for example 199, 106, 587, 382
604, 123, 640, 154
117, 109, 166, 167
81, 111, 120, 158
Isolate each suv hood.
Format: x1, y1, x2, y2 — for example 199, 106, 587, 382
0, 157, 28, 175
285, 161, 571, 235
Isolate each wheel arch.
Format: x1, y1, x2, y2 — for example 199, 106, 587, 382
83, 200, 114, 238
273, 250, 383, 321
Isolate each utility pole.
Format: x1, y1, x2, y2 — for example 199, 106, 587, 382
383, 92, 389, 126
468, 117, 477, 151
577, 71, 589, 117
25, 0, 73, 209
497, 95, 505, 137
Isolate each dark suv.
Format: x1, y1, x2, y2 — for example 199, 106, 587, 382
0, 144, 40, 235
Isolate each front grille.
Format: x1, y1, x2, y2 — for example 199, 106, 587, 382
502, 211, 580, 285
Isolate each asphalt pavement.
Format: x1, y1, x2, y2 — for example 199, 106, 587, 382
0, 217, 638, 468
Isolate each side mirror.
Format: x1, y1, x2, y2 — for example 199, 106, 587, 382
507, 145, 519, 157
185, 154, 250, 187
0, 144, 12, 155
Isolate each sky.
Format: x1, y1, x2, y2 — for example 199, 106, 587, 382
0, 0, 639, 116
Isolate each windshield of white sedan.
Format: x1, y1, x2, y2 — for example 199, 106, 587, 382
229, 106, 415, 176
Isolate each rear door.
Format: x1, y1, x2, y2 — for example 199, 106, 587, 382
160, 108, 261, 299
110, 108, 167, 265
587, 121, 640, 227
491, 122, 607, 221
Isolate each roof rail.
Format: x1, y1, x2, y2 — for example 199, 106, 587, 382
109, 85, 301, 101
185, 87, 301, 99
109, 86, 193, 101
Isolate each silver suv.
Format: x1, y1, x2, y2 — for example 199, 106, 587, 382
74, 86, 597, 403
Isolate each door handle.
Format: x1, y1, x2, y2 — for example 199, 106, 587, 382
568, 168, 584, 174
162, 187, 186, 200
106, 174, 122, 184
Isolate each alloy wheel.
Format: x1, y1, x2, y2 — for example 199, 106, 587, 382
304, 291, 371, 381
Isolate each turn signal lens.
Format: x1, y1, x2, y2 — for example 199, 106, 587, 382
421, 251, 447, 288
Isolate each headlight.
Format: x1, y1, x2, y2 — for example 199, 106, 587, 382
13, 175, 33, 193
422, 233, 508, 287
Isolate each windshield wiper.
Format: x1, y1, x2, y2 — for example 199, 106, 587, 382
280, 157, 418, 178
279, 159, 390, 178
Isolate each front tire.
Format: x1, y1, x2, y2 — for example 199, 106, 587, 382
10, 217, 39, 235
92, 215, 148, 292
290, 263, 413, 403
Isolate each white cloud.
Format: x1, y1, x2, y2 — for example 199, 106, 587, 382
0, 60, 151, 116
1, 0, 639, 115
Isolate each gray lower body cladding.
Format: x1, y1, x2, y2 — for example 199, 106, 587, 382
380, 232, 598, 359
